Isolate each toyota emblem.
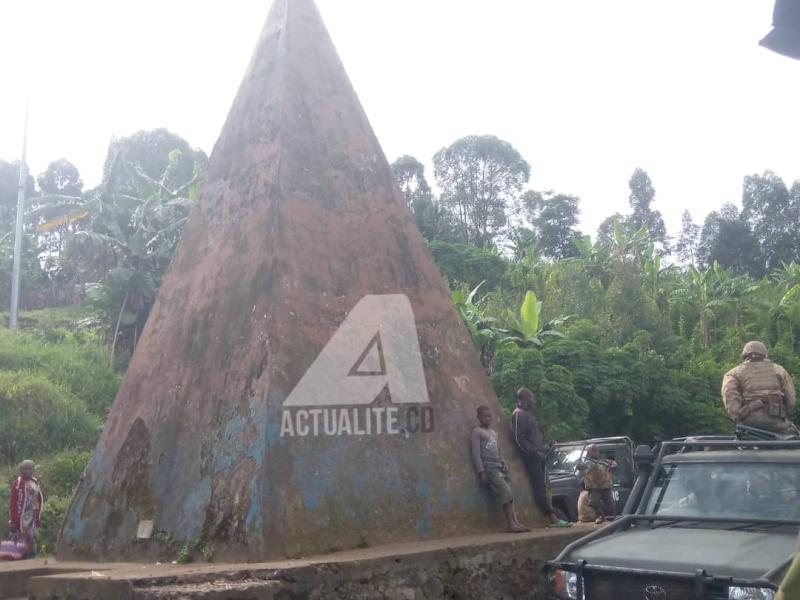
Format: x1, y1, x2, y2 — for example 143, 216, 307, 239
644, 585, 667, 600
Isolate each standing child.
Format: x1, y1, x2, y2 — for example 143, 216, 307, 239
579, 444, 616, 524
471, 406, 530, 533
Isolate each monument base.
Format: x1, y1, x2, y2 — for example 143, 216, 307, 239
11, 527, 588, 600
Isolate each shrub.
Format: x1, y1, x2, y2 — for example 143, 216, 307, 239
0, 328, 120, 416
36, 449, 92, 498
38, 494, 71, 555
492, 345, 589, 441
0, 371, 101, 465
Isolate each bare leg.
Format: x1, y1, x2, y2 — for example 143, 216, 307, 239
503, 502, 530, 533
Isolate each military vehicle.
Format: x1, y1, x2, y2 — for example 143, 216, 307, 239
547, 436, 636, 522
547, 428, 800, 599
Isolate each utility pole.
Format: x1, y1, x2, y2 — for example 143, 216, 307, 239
9, 104, 29, 329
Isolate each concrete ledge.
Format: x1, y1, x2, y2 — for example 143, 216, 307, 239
24, 526, 590, 599
0, 562, 130, 600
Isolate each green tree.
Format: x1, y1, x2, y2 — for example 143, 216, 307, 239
675, 209, 700, 266
428, 240, 507, 290
37, 159, 84, 197
520, 190, 581, 260
596, 213, 625, 246
433, 135, 530, 246
742, 171, 799, 270
390, 155, 454, 241
103, 128, 208, 196
627, 168, 669, 254
391, 155, 431, 204
34, 159, 86, 262
697, 203, 762, 277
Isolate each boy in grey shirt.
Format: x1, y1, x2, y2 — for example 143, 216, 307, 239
471, 405, 530, 533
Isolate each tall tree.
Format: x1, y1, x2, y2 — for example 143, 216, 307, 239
33, 159, 87, 258
596, 213, 625, 246
627, 167, 668, 253
102, 128, 208, 196
697, 203, 762, 277
390, 155, 454, 241
521, 190, 581, 260
742, 171, 799, 270
675, 210, 700, 266
391, 155, 431, 204
433, 135, 530, 246
37, 159, 84, 197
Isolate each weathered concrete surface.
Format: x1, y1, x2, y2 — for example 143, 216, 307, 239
31, 528, 589, 599
59, 0, 543, 562
0, 561, 134, 600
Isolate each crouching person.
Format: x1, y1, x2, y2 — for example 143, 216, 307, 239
577, 489, 597, 523
471, 406, 530, 533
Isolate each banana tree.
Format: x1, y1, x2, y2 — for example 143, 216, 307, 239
452, 281, 504, 373
769, 262, 800, 353
499, 290, 571, 347
38, 149, 203, 362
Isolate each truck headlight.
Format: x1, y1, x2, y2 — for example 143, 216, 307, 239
549, 569, 582, 599
728, 586, 775, 600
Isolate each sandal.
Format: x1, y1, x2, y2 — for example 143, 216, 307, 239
548, 519, 572, 528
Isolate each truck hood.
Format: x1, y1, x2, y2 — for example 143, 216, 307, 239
570, 526, 797, 581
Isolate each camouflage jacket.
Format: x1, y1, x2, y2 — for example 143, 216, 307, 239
579, 458, 613, 490
721, 359, 797, 422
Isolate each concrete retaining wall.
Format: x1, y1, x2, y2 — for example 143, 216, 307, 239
29, 529, 586, 599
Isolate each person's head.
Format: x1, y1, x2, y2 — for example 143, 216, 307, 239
477, 405, 492, 427
586, 444, 600, 460
742, 340, 769, 362
19, 460, 35, 480
516, 387, 536, 411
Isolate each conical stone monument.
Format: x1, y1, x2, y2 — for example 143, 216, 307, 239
59, 0, 541, 561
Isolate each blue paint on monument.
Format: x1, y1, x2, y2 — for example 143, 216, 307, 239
174, 480, 212, 541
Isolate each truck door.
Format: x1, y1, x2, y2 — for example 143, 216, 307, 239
599, 445, 635, 512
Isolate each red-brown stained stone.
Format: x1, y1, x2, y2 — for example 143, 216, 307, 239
58, 0, 542, 562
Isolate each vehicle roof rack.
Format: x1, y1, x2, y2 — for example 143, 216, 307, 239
658, 437, 800, 460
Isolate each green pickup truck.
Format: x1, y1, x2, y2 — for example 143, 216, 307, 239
547, 431, 800, 599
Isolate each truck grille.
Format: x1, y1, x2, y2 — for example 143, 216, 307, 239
585, 572, 728, 600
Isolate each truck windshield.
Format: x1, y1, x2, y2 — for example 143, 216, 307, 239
548, 445, 583, 473
645, 462, 800, 521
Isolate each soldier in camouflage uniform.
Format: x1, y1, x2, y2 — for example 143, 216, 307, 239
578, 444, 617, 524
721, 341, 798, 435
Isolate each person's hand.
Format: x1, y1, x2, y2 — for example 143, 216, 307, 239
610, 460, 618, 469
501, 463, 509, 474
479, 472, 489, 485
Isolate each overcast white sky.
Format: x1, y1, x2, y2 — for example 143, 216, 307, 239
1, 1, 798, 237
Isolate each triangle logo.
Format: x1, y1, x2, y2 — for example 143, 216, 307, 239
350, 333, 385, 376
